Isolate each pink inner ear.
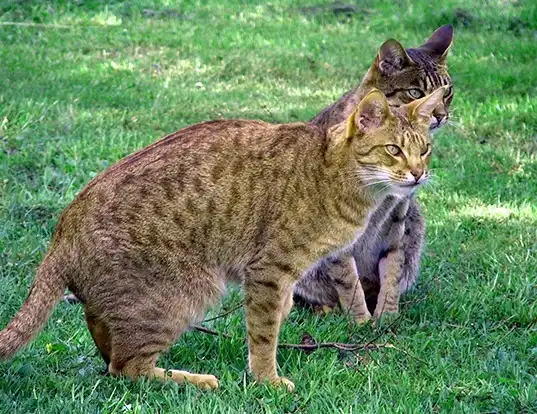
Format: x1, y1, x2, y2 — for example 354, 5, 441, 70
358, 114, 379, 131
358, 116, 369, 132
378, 60, 392, 74
378, 57, 404, 75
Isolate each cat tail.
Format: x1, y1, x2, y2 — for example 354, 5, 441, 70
0, 252, 68, 360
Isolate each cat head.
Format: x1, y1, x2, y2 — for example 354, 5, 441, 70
370, 25, 453, 130
336, 87, 446, 198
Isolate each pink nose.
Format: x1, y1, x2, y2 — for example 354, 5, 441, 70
410, 168, 423, 182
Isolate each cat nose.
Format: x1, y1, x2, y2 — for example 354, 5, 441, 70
410, 168, 423, 182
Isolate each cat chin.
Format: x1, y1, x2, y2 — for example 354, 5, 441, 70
367, 182, 415, 201
387, 183, 419, 199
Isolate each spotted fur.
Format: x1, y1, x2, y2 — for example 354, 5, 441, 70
0, 89, 444, 391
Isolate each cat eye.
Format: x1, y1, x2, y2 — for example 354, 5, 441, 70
443, 86, 453, 98
420, 144, 431, 156
386, 145, 402, 156
407, 88, 425, 99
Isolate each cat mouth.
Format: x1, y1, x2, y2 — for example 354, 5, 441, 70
430, 115, 447, 130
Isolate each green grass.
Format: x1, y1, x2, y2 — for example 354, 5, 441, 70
1, 0, 537, 412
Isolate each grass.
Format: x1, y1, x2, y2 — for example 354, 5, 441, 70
1, 0, 536, 412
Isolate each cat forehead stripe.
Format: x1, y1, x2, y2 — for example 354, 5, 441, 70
402, 130, 423, 145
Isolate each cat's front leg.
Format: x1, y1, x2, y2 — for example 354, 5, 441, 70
373, 198, 409, 320
243, 266, 296, 392
330, 255, 372, 324
281, 284, 295, 321
373, 248, 404, 319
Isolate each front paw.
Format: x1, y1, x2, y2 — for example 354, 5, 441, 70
270, 376, 295, 392
353, 311, 372, 325
313, 305, 335, 315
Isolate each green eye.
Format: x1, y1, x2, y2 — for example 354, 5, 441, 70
386, 145, 402, 156
408, 88, 425, 99
421, 144, 431, 156
444, 85, 453, 98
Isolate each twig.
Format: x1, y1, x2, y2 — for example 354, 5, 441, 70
202, 302, 243, 323
364, 314, 402, 344
0, 22, 72, 29
278, 341, 394, 352
186, 302, 243, 339
192, 325, 232, 339
279, 339, 428, 366
192, 321, 427, 366
385, 341, 429, 365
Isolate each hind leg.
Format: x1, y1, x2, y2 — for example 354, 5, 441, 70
107, 321, 219, 389
153, 367, 218, 389
103, 266, 222, 389
85, 310, 111, 366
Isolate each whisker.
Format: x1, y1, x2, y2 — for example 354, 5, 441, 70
445, 119, 470, 135
353, 174, 381, 181
363, 180, 392, 188
372, 183, 391, 198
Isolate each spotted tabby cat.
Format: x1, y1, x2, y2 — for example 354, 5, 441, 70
295, 25, 454, 321
0, 88, 445, 390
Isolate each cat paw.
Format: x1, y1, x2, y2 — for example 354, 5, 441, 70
187, 374, 219, 390
63, 293, 80, 304
270, 376, 295, 392
313, 305, 335, 315
354, 313, 372, 325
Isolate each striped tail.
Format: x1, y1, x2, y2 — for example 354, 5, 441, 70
0, 254, 67, 360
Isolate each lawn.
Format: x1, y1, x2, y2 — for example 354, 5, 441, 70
1, 0, 536, 412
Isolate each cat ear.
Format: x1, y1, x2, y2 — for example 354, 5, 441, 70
377, 39, 415, 75
348, 89, 391, 136
419, 24, 454, 60
407, 87, 447, 124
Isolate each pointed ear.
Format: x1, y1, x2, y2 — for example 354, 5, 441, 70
348, 89, 391, 137
407, 87, 446, 124
419, 24, 454, 60
377, 39, 414, 75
